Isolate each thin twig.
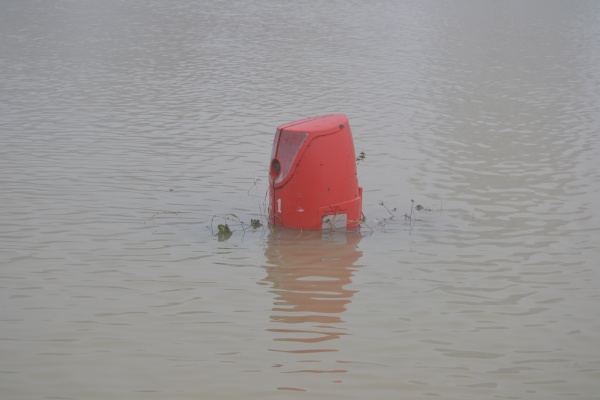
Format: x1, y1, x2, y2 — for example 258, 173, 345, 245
379, 201, 394, 218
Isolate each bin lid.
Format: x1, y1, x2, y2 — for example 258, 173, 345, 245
276, 114, 348, 138
271, 114, 350, 187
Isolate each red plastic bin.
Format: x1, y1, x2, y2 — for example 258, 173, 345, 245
268, 114, 363, 230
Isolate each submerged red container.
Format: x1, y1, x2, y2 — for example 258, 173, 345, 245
268, 114, 363, 230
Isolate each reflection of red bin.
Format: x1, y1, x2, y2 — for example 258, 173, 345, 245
269, 114, 363, 230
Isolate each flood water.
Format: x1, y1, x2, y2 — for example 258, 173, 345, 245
2, 1, 600, 399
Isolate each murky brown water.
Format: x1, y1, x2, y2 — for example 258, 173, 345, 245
2, 1, 600, 399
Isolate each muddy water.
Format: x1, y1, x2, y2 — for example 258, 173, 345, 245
2, 1, 600, 399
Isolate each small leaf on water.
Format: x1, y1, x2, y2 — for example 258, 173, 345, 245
218, 231, 232, 242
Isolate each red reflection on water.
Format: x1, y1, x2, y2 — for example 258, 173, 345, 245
262, 230, 362, 357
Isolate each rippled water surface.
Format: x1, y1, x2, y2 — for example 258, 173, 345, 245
2, 1, 600, 399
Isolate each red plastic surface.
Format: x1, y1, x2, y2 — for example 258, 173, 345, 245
268, 114, 363, 230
